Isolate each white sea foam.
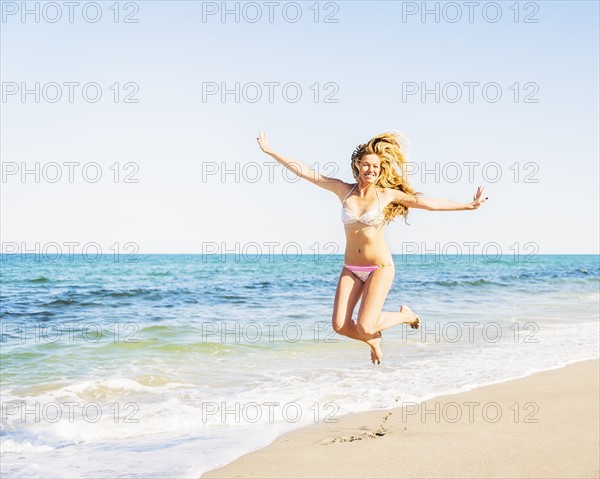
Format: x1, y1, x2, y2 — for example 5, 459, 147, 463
3, 318, 597, 478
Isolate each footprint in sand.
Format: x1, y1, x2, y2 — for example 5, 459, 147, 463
320, 435, 364, 445
320, 412, 393, 445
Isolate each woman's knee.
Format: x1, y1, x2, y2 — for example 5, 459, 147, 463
332, 319, 347, 335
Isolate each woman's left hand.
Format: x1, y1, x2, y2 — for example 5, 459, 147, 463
468, 185, 488, 210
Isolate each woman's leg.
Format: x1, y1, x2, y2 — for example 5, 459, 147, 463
356, 265, 420, 337
331, 268, 383, 363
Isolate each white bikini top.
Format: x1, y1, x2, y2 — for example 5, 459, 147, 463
341, 184, 386, 227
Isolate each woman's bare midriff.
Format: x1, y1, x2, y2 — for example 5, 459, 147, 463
343, 225, 393, 265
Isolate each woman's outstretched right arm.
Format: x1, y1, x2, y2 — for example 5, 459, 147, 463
256, 131, 347, 196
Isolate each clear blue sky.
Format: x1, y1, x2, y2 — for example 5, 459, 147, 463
1, 1, 598, 254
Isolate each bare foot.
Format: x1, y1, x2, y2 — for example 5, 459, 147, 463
400, 305, 420, 329
366, 332, 383, 365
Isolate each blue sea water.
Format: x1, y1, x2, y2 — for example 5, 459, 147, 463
1, 254, 598, 478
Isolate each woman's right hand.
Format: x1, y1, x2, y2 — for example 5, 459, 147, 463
256, 131, 273, 155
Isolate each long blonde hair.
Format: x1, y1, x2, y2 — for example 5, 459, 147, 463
351, 131, 420, 224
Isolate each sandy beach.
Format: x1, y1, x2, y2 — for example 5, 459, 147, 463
202, 359, 600, 479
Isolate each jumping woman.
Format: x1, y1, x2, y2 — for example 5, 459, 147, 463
256, 131, 488, 365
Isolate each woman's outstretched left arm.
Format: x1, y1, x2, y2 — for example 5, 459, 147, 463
390, 186, 489, 211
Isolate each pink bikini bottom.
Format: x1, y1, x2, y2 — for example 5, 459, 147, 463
343, 261, 394, 282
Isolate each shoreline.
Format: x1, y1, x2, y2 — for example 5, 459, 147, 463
202, 358, 600, 479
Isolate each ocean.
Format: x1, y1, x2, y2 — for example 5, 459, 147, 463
1, 254, 598, 478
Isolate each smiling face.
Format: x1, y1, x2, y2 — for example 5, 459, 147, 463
357, 154, 381, 185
